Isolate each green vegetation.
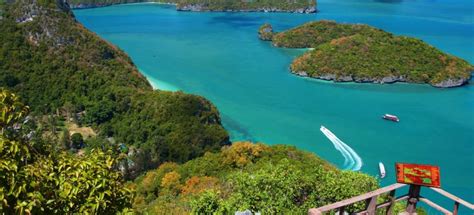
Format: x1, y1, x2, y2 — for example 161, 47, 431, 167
0, 88, 411, 214
0, 0, 4, 19
258, 23, 274, 41
71, 132, 84, 148
0, 1, 396, 214
67, 0, 317, 12
0, 89, 132, 214
173, 0, 316, 12
261, 21, 473, 87
67, 0, 149, 8
132, 142, 379, 214
0, 0, 229, 178
271, 20, 378, 48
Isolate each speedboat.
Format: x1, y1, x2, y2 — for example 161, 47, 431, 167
382, 114, 399, 122
379, 162, 386, 179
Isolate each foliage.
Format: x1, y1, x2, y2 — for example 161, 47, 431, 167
190, 190, 228, 214
258, 23, 274, 41
270, 20, 376, 48
221, 141, 270, 167
24, 151, 133, 214
0, 89, 132, 214
132, 142, 379, 214
160, 171, 182, 195
0, 0, 229, 178
174, 0, 316, 11
66, 0, 317, 12
71, 132, 84, 149
181, 176, 220, 196
263, 21, 473, 87
0, 89, 29, 136
391, 200, 427, 215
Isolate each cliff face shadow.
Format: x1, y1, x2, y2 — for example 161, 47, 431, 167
208, 14, 264, 28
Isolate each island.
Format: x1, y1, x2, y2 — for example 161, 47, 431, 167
68, 0, 317, 13
259, 21, 473, 88
0, 0, 379, 214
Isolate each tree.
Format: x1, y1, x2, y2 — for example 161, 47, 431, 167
71, 133, 84, 149
0, 89, 133, 214
60, 129, 71, 150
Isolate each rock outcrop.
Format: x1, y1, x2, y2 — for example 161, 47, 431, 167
258, 23, 274, 41
431, 78, 469, 88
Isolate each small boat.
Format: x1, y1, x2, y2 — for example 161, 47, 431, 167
379, 162, 386, 179
382, 114, 399, 122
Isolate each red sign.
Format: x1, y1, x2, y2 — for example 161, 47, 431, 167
396, 163, 440, 188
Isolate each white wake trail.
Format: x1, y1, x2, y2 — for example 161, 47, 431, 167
320, 126, 363, 171
320, 127, 353, 168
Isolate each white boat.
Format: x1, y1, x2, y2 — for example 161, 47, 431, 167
379, 162, 386, 179
382, 114, 399, 122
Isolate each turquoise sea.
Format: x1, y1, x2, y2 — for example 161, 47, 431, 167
74, 0, 474, 212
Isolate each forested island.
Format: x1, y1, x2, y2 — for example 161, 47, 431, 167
0, 0, 383, 214
259, 21, 473, 88
68, 0, 317, 13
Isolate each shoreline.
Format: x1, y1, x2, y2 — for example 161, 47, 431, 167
70, 1, 317, 13
70, 1, 177, 10
138, 68, 180, 92
291, 71, 472, 88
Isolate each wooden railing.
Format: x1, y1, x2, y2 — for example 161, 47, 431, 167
308, 183, 474, 215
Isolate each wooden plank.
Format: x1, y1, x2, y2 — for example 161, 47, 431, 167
429, 187, 474, 210
308, 183, 407, 213
308, 208, 322, 215
419, 197, 452, 215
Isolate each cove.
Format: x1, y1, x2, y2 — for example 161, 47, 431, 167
74, 0, 474, 211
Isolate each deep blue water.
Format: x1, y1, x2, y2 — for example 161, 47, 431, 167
74, 0, 474, 212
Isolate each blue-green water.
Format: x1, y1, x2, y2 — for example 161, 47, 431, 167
74, 0, 474, 211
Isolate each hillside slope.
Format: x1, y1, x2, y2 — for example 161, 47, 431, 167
0, 0, 229, 177
260, 21, 473, 88
132, 142, 379, 214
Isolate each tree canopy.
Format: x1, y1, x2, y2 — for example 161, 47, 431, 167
132, 142, 379, 214
260, 21, 473, 87
0, 0, 229, 177
0, 89, 133, 214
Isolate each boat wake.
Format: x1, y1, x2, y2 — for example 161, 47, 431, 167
320, 126, 363, 171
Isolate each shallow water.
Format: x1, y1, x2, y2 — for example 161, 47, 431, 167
74, 0, 474, 211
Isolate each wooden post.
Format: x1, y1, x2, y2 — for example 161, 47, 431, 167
366, 195, 378, 215
338, 206, 345, 215
386, 189, 396, 215
406, 185, 421, 214
453, 201, 459, 215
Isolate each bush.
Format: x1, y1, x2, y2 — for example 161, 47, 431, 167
71, 133, 84, 149
0, 89, 132, 214
132, 143, 379, 214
